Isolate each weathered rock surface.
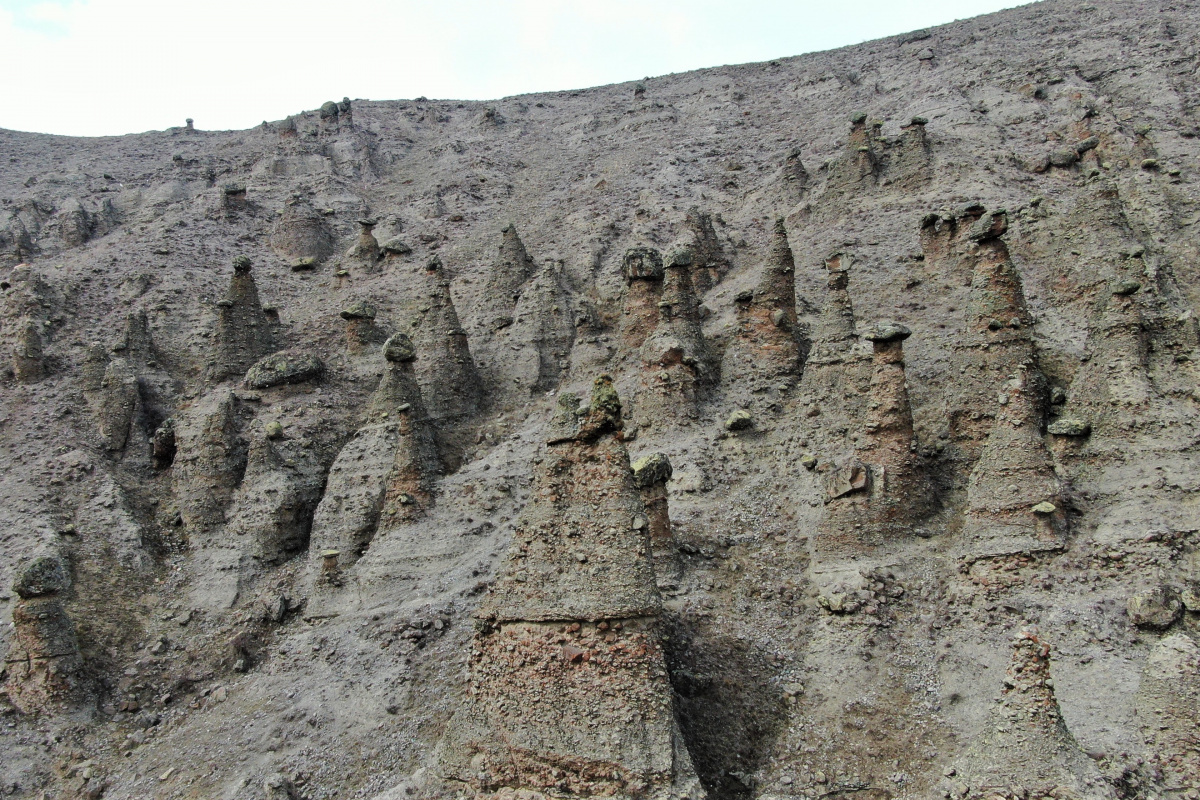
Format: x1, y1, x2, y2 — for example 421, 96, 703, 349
1, 3, 1199, 799
437, 378, 703, 799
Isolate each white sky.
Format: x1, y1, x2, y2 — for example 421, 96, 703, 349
0, 0, 1033, 137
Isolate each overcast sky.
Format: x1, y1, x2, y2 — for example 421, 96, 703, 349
0, 0, 1033, 137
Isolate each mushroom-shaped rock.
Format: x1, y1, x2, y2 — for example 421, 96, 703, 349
437, 377, 703, 799
244, 352, 324, 389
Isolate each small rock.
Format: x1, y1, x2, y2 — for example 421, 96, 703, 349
1049, 148, 1080, 168
244, 351, 325, 389
380, 238, 412, 256
1111, 279, 1141, 295
1180, 582, 1200, 612
1128, 585, 1182, 629
631, 452, 673, 487
1031, 501, 1057, 515
1047, 418, 1090, 436
863, 321, 912, 342
724, 410, 754, 432
340, 300, 377, 320
13, 552, 69, 598
383, 333, 417, 363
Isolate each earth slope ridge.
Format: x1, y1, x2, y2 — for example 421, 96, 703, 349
1, 1, 1199, 799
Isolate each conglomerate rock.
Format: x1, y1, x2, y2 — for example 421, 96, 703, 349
2, 3, 1200, 799
437, 378, 703, 799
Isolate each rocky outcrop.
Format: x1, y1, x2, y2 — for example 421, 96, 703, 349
1135, 633, 1200, 794
207, 256, 275, 383
814, 323, 927, 560
637, 247, 715, 425
956, 630, 1111, 798
795, 252, 872, 449
474, 227, 576, 408
270, 196, 334, 265
12, 316, 45, 383
411, 257, 482, 422
887, 116, 933, 189
345, 218, 381, 272
3, 552, 87, 714
724, 218, 804, 388
56, 197, 92, 248
682, 207, 729, 294
341, 300, 386, 356
116, 307, 157, 366
171, 388, 246, 530
308, 334, 438, 573
962, 367, 1066, 558
781, 148, 810, 202
620, 247, 665, 351
476, 224, 537, 334
97, 357, 141, 451
224, 424, 325, 564
511, 259, 575, 395
437, 377, 704, 799
825, 114, 881, 195
925, 207, 1037, 464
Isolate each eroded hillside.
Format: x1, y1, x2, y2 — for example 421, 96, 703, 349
2, 1, 1199, 799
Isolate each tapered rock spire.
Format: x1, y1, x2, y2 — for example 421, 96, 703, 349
621, 246, 666, 351
725, 219, 804, 387
795, 252, 872, 448
781, 148, 810, 202
682, 207, 729, 293
925, 208, 1039, 463
172, 388, 245, 531
345, 218, 380, 272
224, 424, 325, 564
437, 377, 705, 799
12, 316, 45, 383
826, 113, 881, 195
207, 256, 275, 382
962, 367, 1066, 558
956, 630, 1112, 798
309, 334, 439, 575
814, 324, 928, 560
411, 256, 482, 421
1066, 283, 1154, 413
97, 357, 141, 451
632, 452, 680, 590
888, 116, 933, 189
810, 252, 858, 354
637, 247, 716, 424
476, 223, 537, 333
